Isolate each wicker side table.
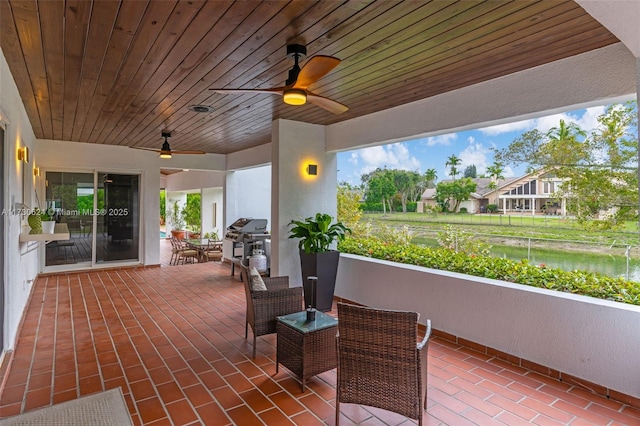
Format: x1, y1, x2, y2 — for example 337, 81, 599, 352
276, 311, 338, 392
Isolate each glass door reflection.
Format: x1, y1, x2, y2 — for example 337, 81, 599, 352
44, 172, 94, 266
96, 173, 139, 263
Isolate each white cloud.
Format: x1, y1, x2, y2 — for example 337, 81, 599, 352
351, 143, 421, 177
576, 105, 606, 132
457, 140, 492, 176
533, 107, 606, 134
479, 119, 535, 136
502, 165, 516, 178
421, 133, 458, 146
347, 152, 359, 166
479, 106, 607, 136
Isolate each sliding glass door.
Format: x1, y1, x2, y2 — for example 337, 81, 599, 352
45, 172, 95, 266
44, 171, 140, 267
96, 173, 139, 263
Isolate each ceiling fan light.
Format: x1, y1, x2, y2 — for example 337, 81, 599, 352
283, 89, 307, 105
160, 140, 172, 158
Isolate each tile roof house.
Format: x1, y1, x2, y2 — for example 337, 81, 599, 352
420, 169, 567, 215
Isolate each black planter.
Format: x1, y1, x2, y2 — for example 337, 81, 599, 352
299, 249, 340, 312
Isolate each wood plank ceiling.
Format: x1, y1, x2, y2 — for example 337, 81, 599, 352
1, 0, 619, 155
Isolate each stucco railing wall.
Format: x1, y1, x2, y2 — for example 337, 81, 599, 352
335, 254, 640, 399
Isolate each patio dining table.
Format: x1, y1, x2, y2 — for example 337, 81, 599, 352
185, 239, 222, 262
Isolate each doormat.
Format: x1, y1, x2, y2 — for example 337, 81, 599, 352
0, 388, 132, 426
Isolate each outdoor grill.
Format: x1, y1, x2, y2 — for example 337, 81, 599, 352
223, 218, 270, 268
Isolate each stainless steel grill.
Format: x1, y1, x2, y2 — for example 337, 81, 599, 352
223, 218, 270, 269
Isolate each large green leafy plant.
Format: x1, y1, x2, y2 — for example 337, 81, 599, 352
289, 213, 351, 254
181, 193, 201, 232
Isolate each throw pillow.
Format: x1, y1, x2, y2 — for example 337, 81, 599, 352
250, 266, 267, 291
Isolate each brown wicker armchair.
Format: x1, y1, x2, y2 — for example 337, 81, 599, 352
240, 263, 303, 358
335, 303, 432, 426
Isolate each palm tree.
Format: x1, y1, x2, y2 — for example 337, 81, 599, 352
486, 162, 505, 190
445, 155, 461, 179
545, 119, 587, 166
424, 168, 437, 188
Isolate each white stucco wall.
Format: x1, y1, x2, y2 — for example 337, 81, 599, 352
201, 187, 223, 238
1, 48, 41, 351
577, 1, 640, 58
164, 170, 224, 192
271, 119, 337, 283
153, 152, 226, 171
36, 139, 161, 267
224, 165, 272, 235
226, 143, 271, 170
336, 254, 640, 399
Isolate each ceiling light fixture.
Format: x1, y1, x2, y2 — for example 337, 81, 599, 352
159, 140, 172, 159
130, 131, 205, 157
188, 105, 214, 113
283, 88, 307, 106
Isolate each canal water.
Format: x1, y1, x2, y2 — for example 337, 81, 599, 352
489, 245, 640, 282
416, 237, 640, 282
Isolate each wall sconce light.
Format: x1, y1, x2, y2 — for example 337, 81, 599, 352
306, 164, 318, 176
33, 166, 40, 177
18, 146, 29, 163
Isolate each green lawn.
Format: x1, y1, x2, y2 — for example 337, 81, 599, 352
362, 212, 640, 245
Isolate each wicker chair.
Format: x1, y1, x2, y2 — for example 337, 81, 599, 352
204, 239, 223, 262
239, 263, 303, 358
335, 303, 432, 426
170, 237, 198, 265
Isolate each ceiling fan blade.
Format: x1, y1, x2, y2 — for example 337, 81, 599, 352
129, 147, 205, 155
130, 146, 161, 152
293, 56, 341, 89
307, 92, 348, 114
209, 87, 285, 95
171, 150, 206, 155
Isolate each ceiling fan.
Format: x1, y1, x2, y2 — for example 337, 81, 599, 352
209, 44, 348, 114
130, 131, 206, 158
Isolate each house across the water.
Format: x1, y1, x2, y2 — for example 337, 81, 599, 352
419, 169, 568, 215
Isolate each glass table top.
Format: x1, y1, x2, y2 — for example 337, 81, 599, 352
277, 310, 338, 333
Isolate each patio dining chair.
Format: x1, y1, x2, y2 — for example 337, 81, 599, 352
239, 262, 303, 358
335, 303, 431, 426
204, 239, 223, 262
170, 237, 198, 265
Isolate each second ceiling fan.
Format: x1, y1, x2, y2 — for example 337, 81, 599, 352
209, 44, 348, 114
130, 132, 206, 158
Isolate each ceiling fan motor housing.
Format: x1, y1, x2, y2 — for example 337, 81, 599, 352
286, 44, 306, 60
286, 44, 307, 86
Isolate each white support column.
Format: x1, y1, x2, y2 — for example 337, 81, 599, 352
271, 119, 336, 285
531, 197, 535, 216
637, 57, 640, 237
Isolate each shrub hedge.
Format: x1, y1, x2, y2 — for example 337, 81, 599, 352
338, 236, 640, 306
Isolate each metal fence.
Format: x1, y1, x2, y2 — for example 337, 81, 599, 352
377, 226, 640, 282
363, 212, 578, 229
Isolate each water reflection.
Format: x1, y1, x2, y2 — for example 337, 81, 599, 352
490, 246, 640, 282
416, 237, 640, 282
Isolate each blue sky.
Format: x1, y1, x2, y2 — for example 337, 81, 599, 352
337, 104, 611, 186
